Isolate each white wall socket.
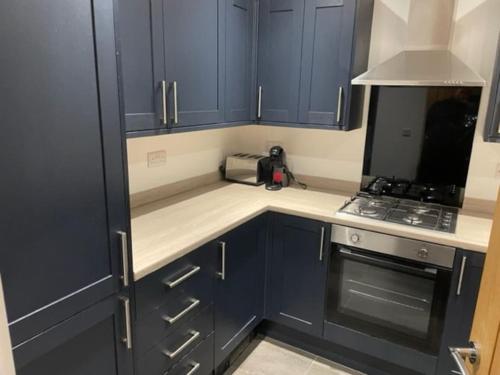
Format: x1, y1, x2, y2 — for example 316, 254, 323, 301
147, 150, 167, 168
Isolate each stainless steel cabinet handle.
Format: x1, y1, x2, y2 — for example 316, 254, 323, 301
319, 227, 325, 261
162, 298, 200, 325
336, 86, 343, 124
161, 80, 167, 125
173, 80, 179, 125
164, 266, 201, 289
257, 85, 262, 119
163, 330, 200, 359
457, 256, 467, 296
186, 362, 201, 375
217, 241, 226, 280
120, 296, 133, 350
449, 343, 479, 375
117, 231, 129, 287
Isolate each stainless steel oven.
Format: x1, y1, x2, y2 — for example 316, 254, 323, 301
326, 225, 455, 355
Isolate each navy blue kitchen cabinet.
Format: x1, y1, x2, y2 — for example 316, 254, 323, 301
257, 0, 373, 129
266, 213, 329, 337
0, 0, 131, 353
225, 0, 258, 123
14, 295, 133, 375
164, 0, 226, 128
214, 215, 267, 368
256, 0, 305, 123
0, 0, 132, 372
118, 0, 166, 132
120, 0, 246, 133
435, 249, 485, 375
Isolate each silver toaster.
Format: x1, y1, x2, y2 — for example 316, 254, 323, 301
225, 153, 270, 186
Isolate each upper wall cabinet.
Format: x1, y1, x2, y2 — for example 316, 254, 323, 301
257, 0, 373, 130
225, 0, 258, 123
484, 36, 500, 142
118, 0, 372, 135
118, 0, 257, 134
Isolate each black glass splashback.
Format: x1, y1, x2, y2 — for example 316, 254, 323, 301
362, 86, 481, 207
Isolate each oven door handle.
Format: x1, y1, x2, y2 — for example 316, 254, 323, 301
339, 248, 439, 276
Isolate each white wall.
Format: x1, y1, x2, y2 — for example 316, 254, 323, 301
127, 128, 240, 195
127, 0, 500, 203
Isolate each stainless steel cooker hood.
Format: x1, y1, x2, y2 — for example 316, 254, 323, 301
352, 50, 485, 87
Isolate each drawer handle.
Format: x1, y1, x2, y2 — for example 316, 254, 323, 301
164, 266, 201, 289
163, 330, 200, 359
186, 362, 201, 375
162, 298, 200, 325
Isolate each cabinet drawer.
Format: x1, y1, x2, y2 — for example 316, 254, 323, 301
135, 278, 213, 354
167, 333, 214, 375
136, 305, 214, 375
135, 244, 215, 319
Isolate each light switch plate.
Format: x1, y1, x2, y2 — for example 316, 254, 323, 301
147, 150, 167, 168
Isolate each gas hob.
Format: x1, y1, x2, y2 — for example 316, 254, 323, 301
338, 194, 458, 233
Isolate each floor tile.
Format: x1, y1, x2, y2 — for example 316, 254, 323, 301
227, 339, 314, 375
225, 338, 363, 375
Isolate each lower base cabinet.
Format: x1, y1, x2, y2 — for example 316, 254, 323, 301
168, 333, 214, 375
132, 214, 485, 375
15, 295, 133, 375
266, 213, 329, 337
214, 215, 267, 368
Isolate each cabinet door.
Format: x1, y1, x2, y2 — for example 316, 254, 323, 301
299, 0, 353, 126
435, 250, 485, 375
257, 0, 305, 123
214, 216, 266, 367
118, 0, 166, 132
268, 214, 329, 337
14, 296, 133, 375
0, 0, 128, 346
484, 37, 500, 142
164, 0, 225, 127
225, 0, 257, 122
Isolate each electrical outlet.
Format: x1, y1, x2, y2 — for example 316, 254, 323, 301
496, 163, 500, 178
147, 150, 167, 168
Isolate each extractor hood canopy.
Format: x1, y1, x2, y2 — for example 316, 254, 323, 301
352, 50, 485, 87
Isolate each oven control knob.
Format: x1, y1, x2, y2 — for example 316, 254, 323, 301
350, 234, 360, 243
418, 248, 429, 259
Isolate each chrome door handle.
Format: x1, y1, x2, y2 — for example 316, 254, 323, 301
163, 330, 200, 359
217, 241, 226, 280
117, 231, 129, 287
161, 80, 167, 125
164, 266, 201, 289
162, 298, 200, 325
457, 256, 467, 296
120, 296, 133, 350
319, 227, 325, 261
449, 343, 480, 375
173, 80, 179, 125
186, 362, 201, 375
336, 86, 343, 124
257, 85, 262, 119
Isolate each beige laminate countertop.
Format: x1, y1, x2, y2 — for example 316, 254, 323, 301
131, 183, 493, 281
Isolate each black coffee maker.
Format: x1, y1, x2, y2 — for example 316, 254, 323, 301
265, 146, 290, 191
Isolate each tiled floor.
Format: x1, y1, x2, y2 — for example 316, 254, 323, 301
225, 338, 364, 375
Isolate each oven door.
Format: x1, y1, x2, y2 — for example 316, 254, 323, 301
326, 244, 452, 354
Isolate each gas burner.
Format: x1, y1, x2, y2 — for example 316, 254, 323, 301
338, 193, 458, 233
356, 206, 379, 217
403, 214, 423, 225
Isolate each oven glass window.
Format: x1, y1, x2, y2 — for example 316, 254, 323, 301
327, 246, 451, 354
338, 257, 435, 337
